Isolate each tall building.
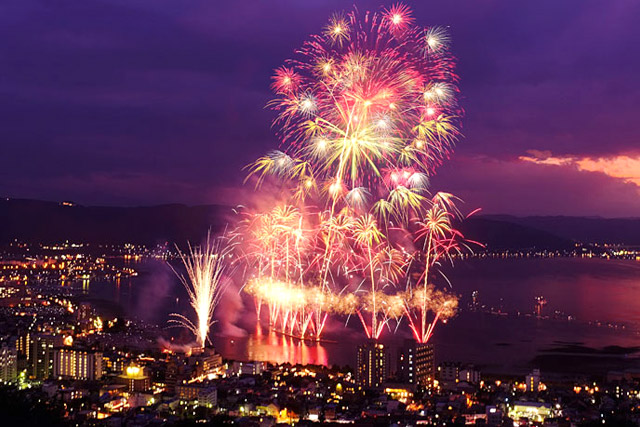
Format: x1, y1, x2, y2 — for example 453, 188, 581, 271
414, 342, 435, 387
102, 352, 127, 375
16, 331, 30, 360
30, 334, 62, 380
398, 340, 435, 387
525, 369, 541, 393
0, 344, 18, 383
356, 341, 389, 388
53, 347, 103, 381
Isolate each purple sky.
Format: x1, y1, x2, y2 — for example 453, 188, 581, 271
1, 0, 639, 216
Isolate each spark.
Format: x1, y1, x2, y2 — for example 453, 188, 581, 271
425, 26, 451, 53
383, 3, 414, 32
238, 5, 474, 343
325, 13, 350, 46
169, 233, 232, 348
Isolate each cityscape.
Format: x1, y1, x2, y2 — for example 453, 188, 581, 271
1, 1, 640, 427
1, 230, 639, 426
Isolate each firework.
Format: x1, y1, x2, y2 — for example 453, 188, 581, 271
401, 285, 458, 343
247, 5, 461, 198
169, 233, 232, 348
240, 4, 473, 342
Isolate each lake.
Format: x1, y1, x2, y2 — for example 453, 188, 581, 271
82, 257, 640, 375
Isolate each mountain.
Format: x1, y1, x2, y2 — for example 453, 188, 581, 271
459, 217, 574, 251
482, 215, 640, 245
0, 198, 227, 245
1, 198, 637, 248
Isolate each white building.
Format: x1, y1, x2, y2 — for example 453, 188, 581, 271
53, 347, 103, 381
0, 344, 18, 383
198, 387, 217, 407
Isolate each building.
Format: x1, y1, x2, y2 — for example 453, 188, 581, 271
103, 352, 127, 375
356, 341, 389, 388
176, 382, 217, 407
525, 368, 541, 393
127, 393, 155, 408
438, 362, 460, 383
58, 387, 89, 402
230, 361, 265, 376
508, 401, 554, 423
0, 344, 18, 383
198, 386, 217, 407
383, 384, 414, 403
16, 331, 30, 360
486, 406, 503, 426
398, 339, 435, 387
53, 347, 103, 381
436, 362, 481, 389
459, 365, 481, 385
187, 347, 223, 377
165, 356, 179, 389
176, 382, 203, 401
117, 365, 150, 392
414, 342, 435, 387
30, 334, 62, 380
397, 340, 415, 384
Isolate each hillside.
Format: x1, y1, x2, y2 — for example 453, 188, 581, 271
484, 215, 640, 245
0, 198, 226, 245
1, 198, 638, 248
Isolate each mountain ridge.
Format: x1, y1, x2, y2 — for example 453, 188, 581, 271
1, 198, 638, 248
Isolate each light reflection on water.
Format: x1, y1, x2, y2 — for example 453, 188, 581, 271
82, 257, 640, 373
215, 325, 329, 366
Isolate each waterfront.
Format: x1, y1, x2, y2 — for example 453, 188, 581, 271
81, 257, 640, 374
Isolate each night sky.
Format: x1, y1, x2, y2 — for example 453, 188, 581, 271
1, 0, 638, 217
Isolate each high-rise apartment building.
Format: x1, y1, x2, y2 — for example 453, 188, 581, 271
0, 344, 18, 383
30, 334, 62, 380
356, 341, 389, 388
398, 339, 435, 387
53, 347, 103, 381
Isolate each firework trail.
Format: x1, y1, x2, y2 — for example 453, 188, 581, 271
169, 233, 232, 348
238, 4, 477, 342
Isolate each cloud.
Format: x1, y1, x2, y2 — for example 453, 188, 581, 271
520, 151, 640, 186
430, 153, 640, 218
1, 0, 639, 216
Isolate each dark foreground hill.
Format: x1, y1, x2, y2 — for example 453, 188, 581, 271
1, 198, 638, 248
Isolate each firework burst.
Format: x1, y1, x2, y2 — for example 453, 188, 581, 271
169, 233, 232, 348
239, 4, 476, 342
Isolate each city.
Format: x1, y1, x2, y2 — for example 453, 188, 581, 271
0, 241, 639, 425
1, 0, 639, 426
